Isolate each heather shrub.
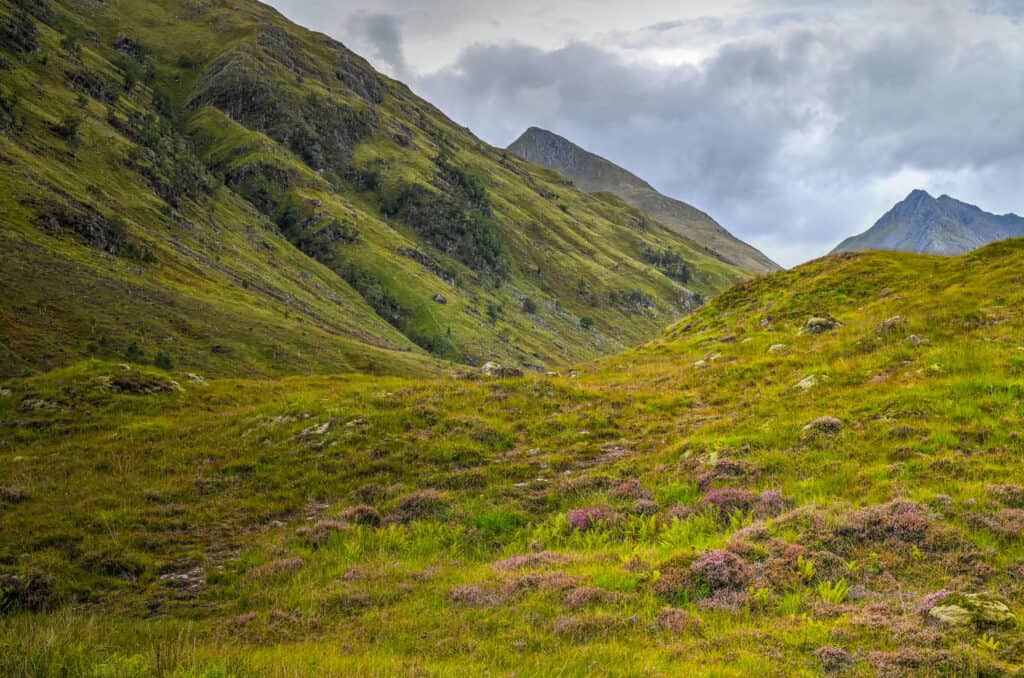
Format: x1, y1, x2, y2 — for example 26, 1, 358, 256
633, 499, 658, 516
802, 416, 843, 437
702, 487, 786, 520
564, 586, 620, 609
988, 483, 1024, 508
552, 613, 625, 641
246, 557, 303, 581
696, 458, 749, 490
566, 506, 618, 532
690, 550, 753, 592
835, 500, 949, 549
701, 487, 759, 515
698, 589, 749, 612
389, 490, 449, 523
503, 572, 578, 597
448, 584, 499, 607
493, 551, 566, 571
655, 607, 702, 634
340, 504, 383, 527
608, 479, 652, 501
815, 646, 853, 672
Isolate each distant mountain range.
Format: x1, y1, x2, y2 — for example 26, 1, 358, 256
833, 190, 1024, 256
507, 127, 781, 274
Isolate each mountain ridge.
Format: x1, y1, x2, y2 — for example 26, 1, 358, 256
507, 126, 781, 274
832, 189, 1024, 256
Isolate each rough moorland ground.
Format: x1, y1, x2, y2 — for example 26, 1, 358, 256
2, 241, 1024, 675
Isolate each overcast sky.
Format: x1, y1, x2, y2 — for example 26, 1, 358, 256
268, 0, 1024, 267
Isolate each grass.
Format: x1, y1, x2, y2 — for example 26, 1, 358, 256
2, 238, 1024, 674
3, 0, 1024, 675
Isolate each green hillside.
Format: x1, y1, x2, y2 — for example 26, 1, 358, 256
0, 0, 749, 379
3, 238, 1024, 674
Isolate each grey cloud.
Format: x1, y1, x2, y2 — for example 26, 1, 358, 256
349, 12, 409, 78
415, 14, 1024, 265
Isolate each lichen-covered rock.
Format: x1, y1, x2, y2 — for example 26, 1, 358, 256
927, 592, 1016, 628
805, 316, 839, 334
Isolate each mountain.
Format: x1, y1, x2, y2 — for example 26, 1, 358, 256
833, 189, 1024, 256
6, 237, 1024, 673
0, 0, 751, 380
507, 126, 781, 274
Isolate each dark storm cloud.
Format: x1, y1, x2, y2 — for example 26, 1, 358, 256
415, 12, 1024, 265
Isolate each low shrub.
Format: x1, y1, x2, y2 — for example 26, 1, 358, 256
389, 490, 449, 524
340, 505, 383, 527
690, 550, 753, 592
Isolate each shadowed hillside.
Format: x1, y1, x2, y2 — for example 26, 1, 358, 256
508, 126, 781, 274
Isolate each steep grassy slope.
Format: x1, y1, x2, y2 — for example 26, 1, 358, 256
0, 0, 747, 377
0, 0, 441, 379
3, 239, 1024, 675
508, 127, 781, 274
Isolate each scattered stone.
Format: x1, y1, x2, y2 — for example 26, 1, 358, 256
906, 335, 923, 345
693, 359, 708, 369
0, 486, 30, 503
928, 593, 1016, 628
877, 315, 908, 331
185, 373, 208, 385
767, 344, 788, 354
481, 362, 523, 378
432, 293, 447, 304
109, 373, 176, 395
18, 398, 64, 412
0, 388, 11, 398
805, 315, 839, 335
159, 566, 205, 593
795, 375, 818, 390
300, 421, 332, 437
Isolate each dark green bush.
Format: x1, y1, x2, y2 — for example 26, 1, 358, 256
124, 342, 145, 363
153, 351, 174, 370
